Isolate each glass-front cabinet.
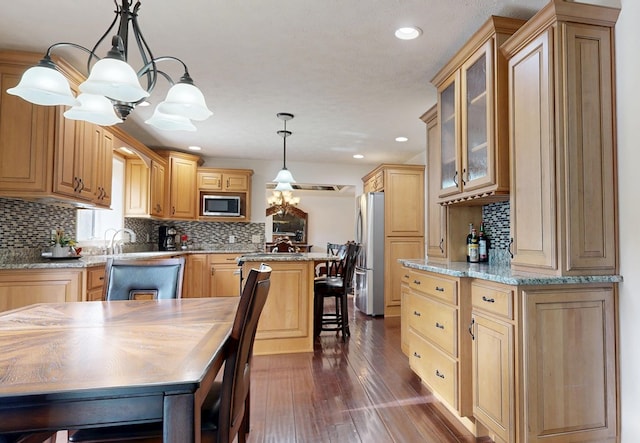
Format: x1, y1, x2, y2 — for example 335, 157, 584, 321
432, 17, 524, 204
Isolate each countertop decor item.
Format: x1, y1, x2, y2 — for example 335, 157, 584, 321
5, 0, 212, 130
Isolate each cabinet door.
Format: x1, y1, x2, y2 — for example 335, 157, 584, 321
509, 30, 556, 271
0, 269, 83, 312
425, 109, 447, 260
472, 312, 514, 443
93, 128, 113, 207
210, 262, 240, 297
167, 155, 197, 219
197, 171, 222, 190
522, 285, 617, 442
223, 173, 248, 191
150, 160, 165, 217
0, 63, 54, 194
385, 237, 424, 317
184, 254, 210, 298
461, 40, 493, 192
437, 71, 461, 198
54, 119, 97, 202
124, 159, 149, 216
385, 168, 425, 237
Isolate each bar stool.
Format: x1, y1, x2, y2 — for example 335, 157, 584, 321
314, 242, 360, 340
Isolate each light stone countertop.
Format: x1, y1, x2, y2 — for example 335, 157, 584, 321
0, 249, 261, 270
399, 259, 623, 286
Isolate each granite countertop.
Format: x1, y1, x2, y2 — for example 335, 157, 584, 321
238, 252, 336, 262
0, 248, 261, 270
399, 259, 623, 285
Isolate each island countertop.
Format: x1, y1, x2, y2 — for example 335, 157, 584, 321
399, 259, 623, 286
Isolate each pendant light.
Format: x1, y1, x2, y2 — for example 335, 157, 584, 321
273, 112, 296, 185
6, 0, 212, 130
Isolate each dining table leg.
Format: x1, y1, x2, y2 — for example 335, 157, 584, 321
164, 392, 200, 443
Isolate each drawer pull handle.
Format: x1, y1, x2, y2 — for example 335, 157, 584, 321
435, 370, 445, 379
413, 280, 421, 285
435, 322, 444, 330
413, 351, 421, 359
482, 296, 495, 303
99, 276, 104, 280
404, 274, 410, 279
469, 318, 475, 340
413, 311, 421, 317
435, 286, 445, 292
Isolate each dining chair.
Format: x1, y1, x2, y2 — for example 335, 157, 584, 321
313, 242, 360, 340
67, 264, 272, 443
270, 237, 296, 253
102, 257, 185, 300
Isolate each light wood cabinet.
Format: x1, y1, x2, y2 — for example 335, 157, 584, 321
85, 266, 106, 301
503, 1, 619, 276
385, 237, 424, 317
124, 156, 166, 218
470, 279, 618, 443
431, 17, 524, 205
184, 253, 240, 298
363, 169, 384, 193
404, 267, 472, 421
0, 268, 84, 312
197, 169, 250, 192
196, 168, 253, 222
0, 51, 113, 209
422, 106, 448, 261
157, 150, 200, 220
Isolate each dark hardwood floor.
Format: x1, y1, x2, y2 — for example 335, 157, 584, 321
247, 296, 490, 443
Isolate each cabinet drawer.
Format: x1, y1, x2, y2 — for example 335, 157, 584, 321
409, 271, 456, 304
409, 330, 457, 409
471, 281, 513, 319
408, 293, 457, 356
87, 267, 105, 290
401, 268, 411, 285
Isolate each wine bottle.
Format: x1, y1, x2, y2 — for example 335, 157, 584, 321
479, 221, 489, 263
469, 228, 479, 263
466, 223, 474, 262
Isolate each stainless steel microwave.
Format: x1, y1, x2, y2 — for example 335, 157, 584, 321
202, 195, 241, 217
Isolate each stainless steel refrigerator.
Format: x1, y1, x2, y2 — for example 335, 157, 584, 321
354, 192, 385, 316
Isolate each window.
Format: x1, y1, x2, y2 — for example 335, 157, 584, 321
76, 156, 125, 246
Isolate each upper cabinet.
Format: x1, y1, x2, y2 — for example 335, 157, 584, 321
0, 51, 113, 208
156, 150, 201, 221
431, 17, 525, 205
197, 168, 253, 223
502, 0, 619, 276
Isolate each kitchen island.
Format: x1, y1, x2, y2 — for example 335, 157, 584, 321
240, 252, 335, 355
399, 259, 622, 443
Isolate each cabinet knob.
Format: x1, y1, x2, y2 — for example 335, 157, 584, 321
435, 369, 445, 379
435, 322, 444, 330
413, 310, 421, 317
413, 351, 421, 359
413, 280, 421, 285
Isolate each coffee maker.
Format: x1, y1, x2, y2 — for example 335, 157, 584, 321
158, 226, 178, 251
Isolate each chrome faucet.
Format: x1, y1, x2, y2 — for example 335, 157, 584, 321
109, 228, 137, 255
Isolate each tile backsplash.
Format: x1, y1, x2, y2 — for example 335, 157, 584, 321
0, 197, 264, 261
482, 201, 510, 265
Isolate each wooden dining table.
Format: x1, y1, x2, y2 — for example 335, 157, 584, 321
0, 297, 239, 443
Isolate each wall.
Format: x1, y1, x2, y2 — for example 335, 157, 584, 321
614, 0, 638, 440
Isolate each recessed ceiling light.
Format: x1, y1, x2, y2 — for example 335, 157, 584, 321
395, 136, 409, 142
395, 27, 422, 40
353, 154, 364, 159
188, 146, 202, 151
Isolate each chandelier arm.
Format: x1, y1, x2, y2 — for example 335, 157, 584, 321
43, 42, 101, 73
87, 4, 120, 73
130, 8, 158, 93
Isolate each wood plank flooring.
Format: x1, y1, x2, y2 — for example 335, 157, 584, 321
247, 297, 490, 443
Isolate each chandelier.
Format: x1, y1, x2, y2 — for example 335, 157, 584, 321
6, 0, 212, 131
267, 190, 300, 215
272, 113, 296, 191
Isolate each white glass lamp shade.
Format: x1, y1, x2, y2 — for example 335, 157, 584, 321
145, 106, 196, 132
157, 83, 213, 121
80, 58, 149, 103
63, 94, 123, 126
7, 65, 78, 106
274, 181, 294, 191
273, 168, 295, 184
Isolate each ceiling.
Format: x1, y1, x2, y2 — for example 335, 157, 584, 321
0, 0, 548, 166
